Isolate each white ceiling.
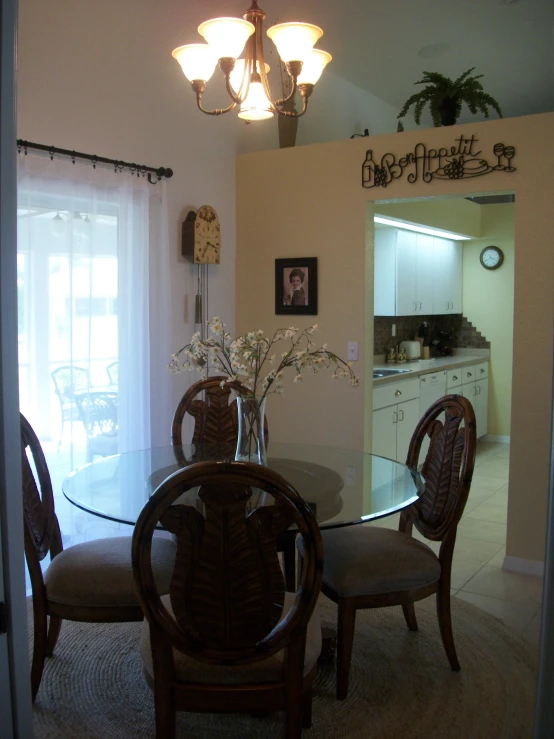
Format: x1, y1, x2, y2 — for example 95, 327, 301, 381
184, 0, 554, 123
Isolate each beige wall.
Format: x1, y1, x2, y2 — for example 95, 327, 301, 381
463, 204, 515, 438
236, 113, 554, 565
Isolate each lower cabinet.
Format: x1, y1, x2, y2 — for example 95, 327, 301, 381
372, 378, 420, 462
449, 362, 488, 438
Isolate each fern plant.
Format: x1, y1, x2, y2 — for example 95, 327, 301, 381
398, 68, 503, 127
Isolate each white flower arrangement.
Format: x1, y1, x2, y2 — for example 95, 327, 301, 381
169, 317, 359, 404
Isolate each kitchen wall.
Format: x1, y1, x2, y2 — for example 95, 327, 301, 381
463, 203, 515, 439
374, 198, 481, 237
16, 0, 399, 442
236, 113, 554, 568
374, 314, 490, 356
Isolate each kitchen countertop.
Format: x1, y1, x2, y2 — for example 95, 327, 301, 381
373, 354, 488, 386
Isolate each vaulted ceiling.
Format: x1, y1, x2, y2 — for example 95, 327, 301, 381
182, 0, 554, 124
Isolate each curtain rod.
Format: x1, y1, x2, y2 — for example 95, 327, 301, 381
16, 139, 173, 185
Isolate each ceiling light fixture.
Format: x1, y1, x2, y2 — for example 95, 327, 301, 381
172, 1, 332, 123
374, 216, 471, 241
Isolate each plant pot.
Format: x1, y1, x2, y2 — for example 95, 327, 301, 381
438, 97, 458, 126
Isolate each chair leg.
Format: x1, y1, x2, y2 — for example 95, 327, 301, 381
154, 686, 176, 739
46, 615, 62, 656
336, 598, 357, 700
436, 584, 460, 671
30, 599, 48, 702
402, 602, 418, 631
301, 686, 313, 729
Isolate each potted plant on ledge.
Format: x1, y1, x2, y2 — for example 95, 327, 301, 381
397, 67, 503, 128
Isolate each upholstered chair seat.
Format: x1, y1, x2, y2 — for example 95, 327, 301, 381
300, 527, 441, 599
140, 593, 322, 686
45, 536, 176, 608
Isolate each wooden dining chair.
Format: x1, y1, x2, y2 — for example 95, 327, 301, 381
299, 394, 477, 699
20, 413, 177, 701
171, 375, 269, 449
132, 460, 323, 739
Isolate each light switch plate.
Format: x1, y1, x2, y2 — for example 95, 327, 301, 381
347, 341, 359, 361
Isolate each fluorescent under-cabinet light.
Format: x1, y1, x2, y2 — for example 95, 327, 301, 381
374, 216, 471, 241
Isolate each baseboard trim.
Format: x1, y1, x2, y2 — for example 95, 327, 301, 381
483, 434, 511, 443
503, 556, 544, 578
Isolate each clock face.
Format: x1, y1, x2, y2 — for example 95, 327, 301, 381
480, 246, 503, 270
194, 205, 220, 264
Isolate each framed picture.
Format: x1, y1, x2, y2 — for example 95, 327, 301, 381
275, 257, 318, 315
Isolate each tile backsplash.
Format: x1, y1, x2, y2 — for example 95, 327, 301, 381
374, 314, 490, 355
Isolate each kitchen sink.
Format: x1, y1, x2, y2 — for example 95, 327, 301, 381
373, 368, 413, 378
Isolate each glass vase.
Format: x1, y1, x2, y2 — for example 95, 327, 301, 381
235, 395, 267, 465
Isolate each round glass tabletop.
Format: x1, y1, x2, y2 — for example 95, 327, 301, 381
62, 443, 424, 530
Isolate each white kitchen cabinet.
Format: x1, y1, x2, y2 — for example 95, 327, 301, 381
457, 362, 488, 438
372, 378, 420, 461
432, 237, 462, 314
374, 228, 462, 317
374, 229, 434, 316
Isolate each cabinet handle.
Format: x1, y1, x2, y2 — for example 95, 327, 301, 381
450, 301, 453, 310
413, 300, 417, 312
473, 386, 477, 396
395, 389, 402, 396
421, 378, 426, 383
477, 385, 481, 395
452, 375, 458, 381
399, 409, 404, 421
418, 301, 422, 310
480, 369, 485, 374
393, 411, 398, 424
467, 372, 472, 378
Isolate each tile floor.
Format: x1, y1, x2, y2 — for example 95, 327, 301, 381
370, 439, 544, 653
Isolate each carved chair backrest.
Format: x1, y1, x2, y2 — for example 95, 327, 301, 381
51, 366, 89, 401
171, 376, 269, 448
20, 413, 63, 584
75, 391, 118, 438
403, 394, 476, 543
132, 461, 322, 664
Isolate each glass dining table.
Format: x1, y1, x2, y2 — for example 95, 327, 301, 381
63, 441, 423, 528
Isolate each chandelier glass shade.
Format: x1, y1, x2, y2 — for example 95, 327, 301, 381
171, 1, 332, 122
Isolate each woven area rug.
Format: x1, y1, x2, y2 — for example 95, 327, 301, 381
30, 595, 537, 739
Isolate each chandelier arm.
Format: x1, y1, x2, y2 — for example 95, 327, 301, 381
192, 81, 237, 116
219, 58, 248, 104
275, 94, 308, 118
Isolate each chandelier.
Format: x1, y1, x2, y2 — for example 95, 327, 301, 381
172, 1, 331, 122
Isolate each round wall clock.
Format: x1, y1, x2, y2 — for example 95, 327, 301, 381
480, 246, 504, 270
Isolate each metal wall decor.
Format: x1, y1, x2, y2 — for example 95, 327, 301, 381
360, 135, 515, 189
17, 140, 173, 185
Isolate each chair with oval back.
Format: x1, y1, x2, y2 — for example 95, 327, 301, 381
20, 413, 177, 701
298, 394, 477, 699
132, 460, 323, 739
171, 375, 269, 450
50, 365, 90, 448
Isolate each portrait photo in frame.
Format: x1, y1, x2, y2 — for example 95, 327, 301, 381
275, 257, 318, 315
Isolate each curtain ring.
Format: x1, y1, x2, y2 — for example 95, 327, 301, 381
49, 147, 55, 161
71, 150, 76, 165
91, 156, 97, 170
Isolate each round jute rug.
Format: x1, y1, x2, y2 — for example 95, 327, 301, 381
30, 596, 537, 739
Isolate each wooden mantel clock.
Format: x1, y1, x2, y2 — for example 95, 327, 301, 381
181, 205, 221, 264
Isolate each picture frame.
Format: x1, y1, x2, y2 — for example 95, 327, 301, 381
275, 257, 318, 315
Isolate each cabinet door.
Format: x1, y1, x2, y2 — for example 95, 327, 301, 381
433, 238, 462, 314
475, 379, 488, 438
415, 234, 435, 314
396, 398, 420, 463
395, 229, 418, 316
372, 406, 398, 460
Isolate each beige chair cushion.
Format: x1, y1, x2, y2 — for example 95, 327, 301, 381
299, 526, 441, 598
45, 536, 176, 607
140, 592, 322, 686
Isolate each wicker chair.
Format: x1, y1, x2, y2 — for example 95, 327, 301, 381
132, 460, 323, 738
106, 360, 118, 387
50, 365, 89, 447
74, 390, 118, 462
299, 394, 477, 699
20, 413, 177, 701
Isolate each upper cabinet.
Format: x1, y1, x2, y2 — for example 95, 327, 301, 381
374, 227, 462, 317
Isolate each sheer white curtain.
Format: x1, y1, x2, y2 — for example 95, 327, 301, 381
17, 152, 171, 469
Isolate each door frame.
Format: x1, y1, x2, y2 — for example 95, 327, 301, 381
0, 0, 34, 734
